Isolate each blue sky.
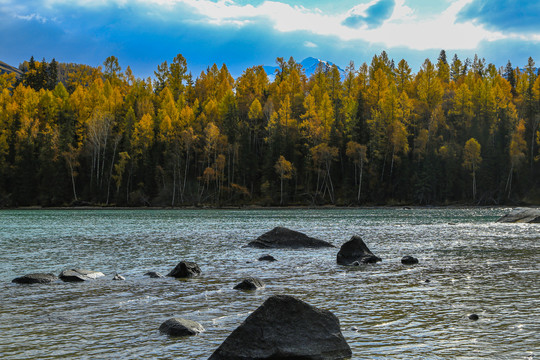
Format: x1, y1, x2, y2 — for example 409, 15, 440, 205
1, 0, 539, 79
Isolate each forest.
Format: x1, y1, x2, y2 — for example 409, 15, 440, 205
0, 51, 539, 207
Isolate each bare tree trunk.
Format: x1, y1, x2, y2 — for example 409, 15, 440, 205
505, 163, 514, 197
472, 169, 477, 200
357, 161, 364, 203
390, 146, 396, 179
100, 135, 108, 188
182, 150, 190, 203
315, 168, 321, 199
91, 148, 96, 187
172, 162, 176, 207
326, 160, 335, 204
280, 173, 284, 205
68, 161, 78, 201
380, 151, 387, 182
126, 161, 134, 204
105, 136, 119, 205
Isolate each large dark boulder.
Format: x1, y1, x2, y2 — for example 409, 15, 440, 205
167, 261, 201, 278
59, 269, 105, 282
208, 295, 352, 360
233, 277, 265, 291
337, 236, 381, 266
159, 317, 205, 336
12, 273, 58, 284
497, 208, 540, 223
246, 227, 335, 249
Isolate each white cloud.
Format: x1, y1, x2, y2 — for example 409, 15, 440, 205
16, 0, 529, 50
304, 41, 318, 48
158, 0, 509, 50
14, 13, 48, 23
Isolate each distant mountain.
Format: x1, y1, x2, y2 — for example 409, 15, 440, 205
0, 61, 23, 77
299, 57, 345, 77
263, 57, 345, 80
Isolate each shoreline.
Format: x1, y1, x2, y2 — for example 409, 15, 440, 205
1, 204, 533, 211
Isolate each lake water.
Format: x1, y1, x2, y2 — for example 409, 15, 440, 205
0, 208, 538, 359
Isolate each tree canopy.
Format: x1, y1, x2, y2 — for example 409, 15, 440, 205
0, 52, 539, 207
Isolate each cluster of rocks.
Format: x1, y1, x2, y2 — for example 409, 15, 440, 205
11, 226, 426, 359
249, 227, 419, 267
12, 269, 105, 284
14, 207, 518, 357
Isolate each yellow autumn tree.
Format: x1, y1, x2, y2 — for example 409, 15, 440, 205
463, 138, 482, 200
132, 113, 154, 157
274, 155, 295, 205
506, 119, 527, 196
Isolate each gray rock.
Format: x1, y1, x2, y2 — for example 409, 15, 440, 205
497, 207, 540, 223
113, 273, 125, 280
144, 271, 165, 278
337, 236, 381, 266
246, 227, 335, 249
233, 277, 265, 291
401, 255, 419, 265
208, 295, 352, 360
159, 317, 205, 336
12, 273, 58, 284
167, 261, 201, 278
258, 254, 277, 262
59, 269, 105, 282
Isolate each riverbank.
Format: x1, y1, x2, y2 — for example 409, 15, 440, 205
2, 203, 530, 211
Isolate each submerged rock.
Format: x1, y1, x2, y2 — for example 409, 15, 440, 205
497, 208, 540, 223
337, 236, 381, 266
113, 273, 125, 281
258, 254, 277, 262
233, 277, 265, 291
401, 255, 419, 265
208, 294, 352, 360
159, 318, 205, 336
12, 273, 58, 284
167, 261, 201, 278
246, 227, 335, 249
144, 271, 165, 278
59, 269, 105, 282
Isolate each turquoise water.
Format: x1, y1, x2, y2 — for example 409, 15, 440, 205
0, 208, 538, 359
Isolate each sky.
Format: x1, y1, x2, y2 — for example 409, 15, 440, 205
1, 0, 539, 79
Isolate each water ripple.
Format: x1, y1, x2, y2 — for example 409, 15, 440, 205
0, 208, 538, 359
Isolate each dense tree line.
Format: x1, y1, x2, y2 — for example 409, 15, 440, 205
0, 51, 539, 207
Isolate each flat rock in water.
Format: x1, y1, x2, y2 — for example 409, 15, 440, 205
59, 269, 105, 282
159, 317, 205, 336
167, 261, 201, 278
12, 273, 58, 284
258, 255, 277, 262
144, 271, 165, 278
337, 236, 381, 266
246, 227, 335, 249
208, 294, 352, 360
233, 277, 265, 290
496, 208, 540, 223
